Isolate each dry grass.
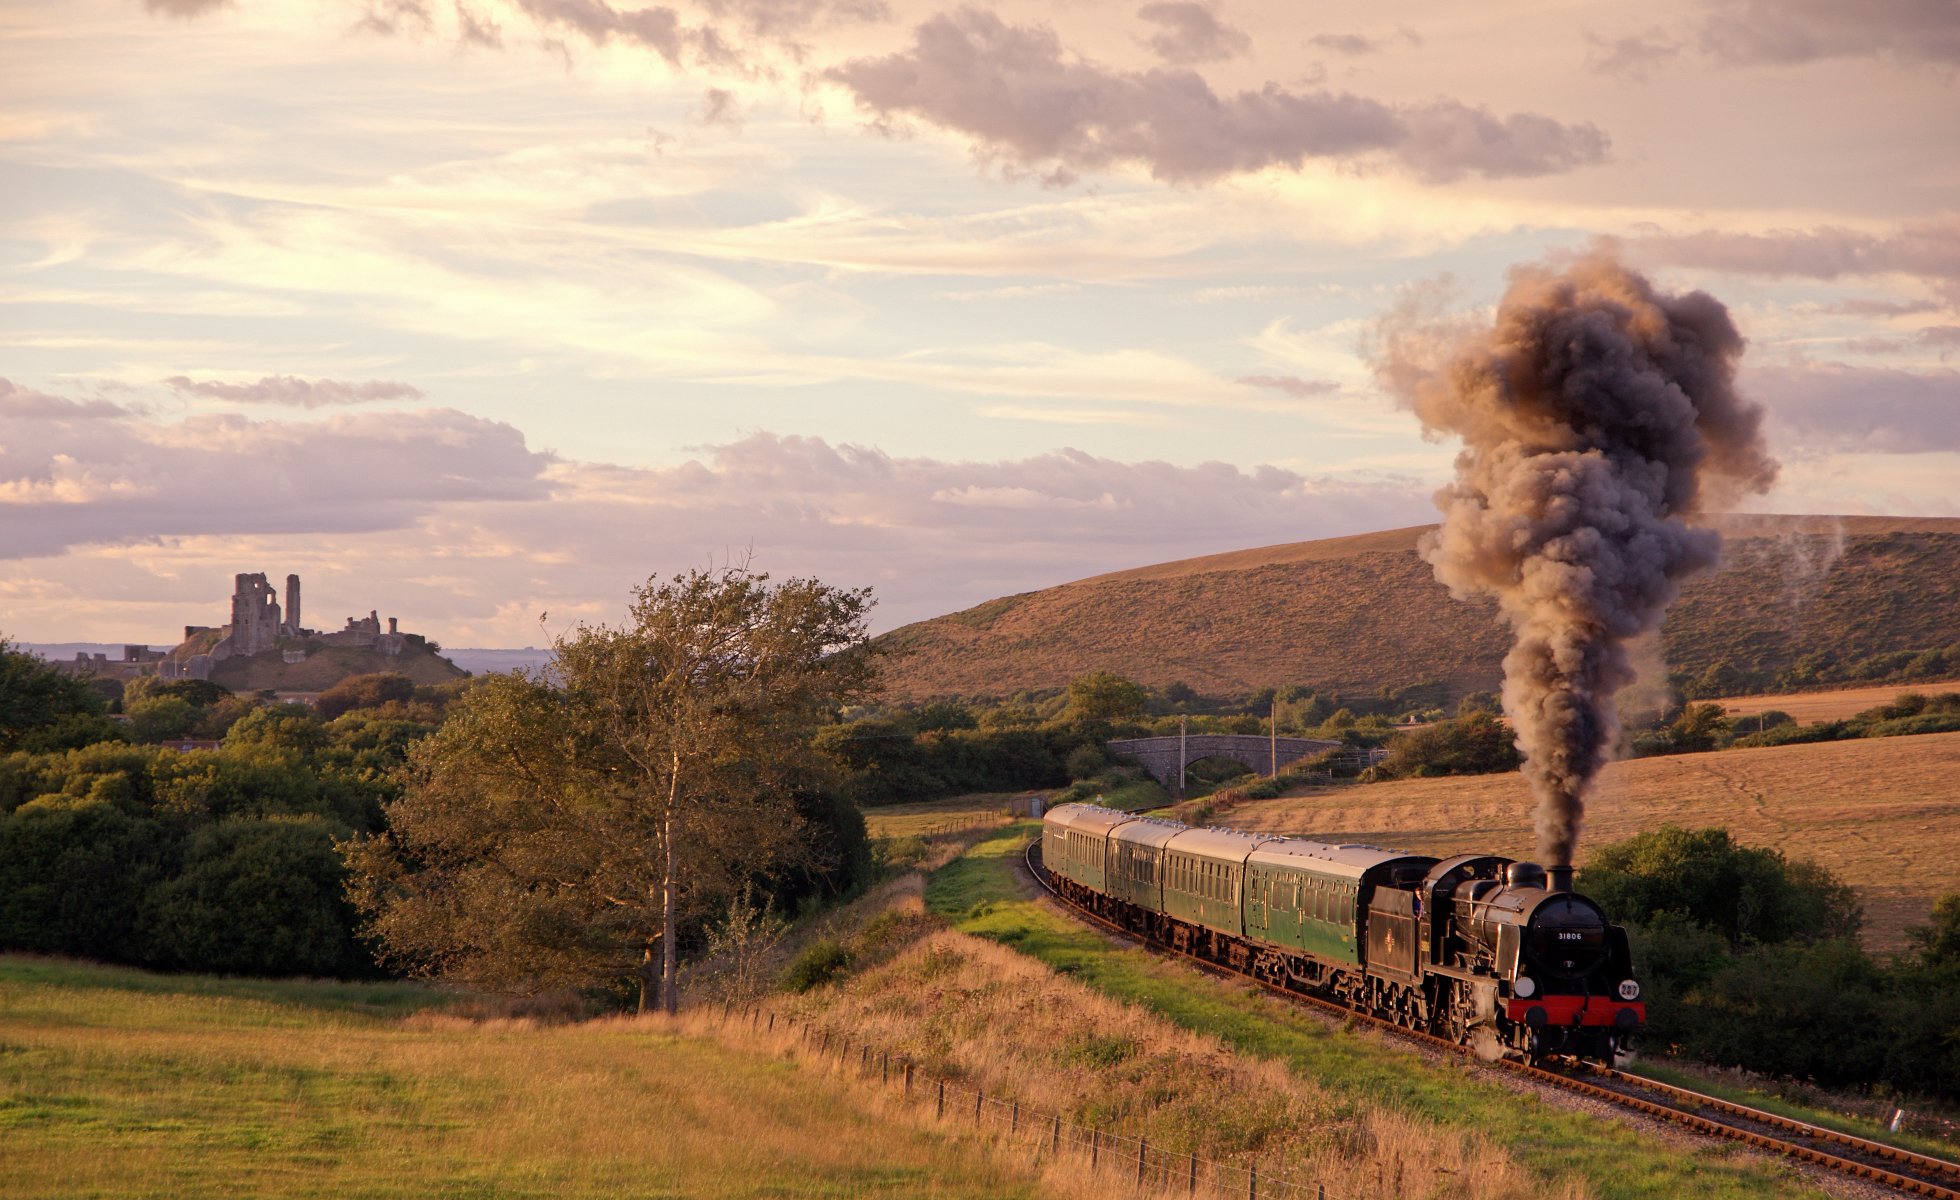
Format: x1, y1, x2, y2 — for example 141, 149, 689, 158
1712, 682, 1960, 724
763, 925, 1584, 1200
875, 517, 1960, 701
0, 956, 1042, 1199
863, 793, 1022, 839
1224, 731, 1960, 951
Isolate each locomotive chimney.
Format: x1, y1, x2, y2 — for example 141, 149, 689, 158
1547, 864, 1574, 893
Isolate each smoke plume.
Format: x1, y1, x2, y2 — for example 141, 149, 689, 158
1379, 254, 1777, 866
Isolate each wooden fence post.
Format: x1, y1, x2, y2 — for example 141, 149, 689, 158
904, 1062, 913, 1095
1051, 1115, 1060, 1155
1188, 1152, 1197, 1194
936, 1079, 945, 1120
1248, 1163, 1256, 1200
1091, 1129, 1099, 1171
1138, 1138, 1147, 1186
974, 1089, 982, 1124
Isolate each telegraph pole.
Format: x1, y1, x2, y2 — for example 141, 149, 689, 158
1270, 693, 1278, 778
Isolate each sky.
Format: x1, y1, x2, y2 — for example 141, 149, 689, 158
3, 0, 1957, 647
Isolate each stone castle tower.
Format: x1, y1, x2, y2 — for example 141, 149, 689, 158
228, 573, 284, 656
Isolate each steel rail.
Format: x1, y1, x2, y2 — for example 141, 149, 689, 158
1021, 838, 1960, 1200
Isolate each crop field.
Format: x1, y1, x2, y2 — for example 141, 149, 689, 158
1712, 682, 1960, 725
1225, 732, 1960, 951
0, 957, 1037, 1199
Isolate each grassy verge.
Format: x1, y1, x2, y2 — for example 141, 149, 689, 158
1623, 1059, 1960, 1162
0, 956, 1039, 1199
928, 824, 1832, 1200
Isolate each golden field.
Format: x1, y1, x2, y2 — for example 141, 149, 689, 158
1713, 682, 1960, 725
1223, 732, 1960, 951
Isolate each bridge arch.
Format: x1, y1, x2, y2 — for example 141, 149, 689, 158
1106, 734, 1343, 792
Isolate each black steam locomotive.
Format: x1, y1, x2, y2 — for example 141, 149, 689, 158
1042, 802, 1644, 1061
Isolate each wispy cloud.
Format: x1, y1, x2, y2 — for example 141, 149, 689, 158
164, 375, 426, 408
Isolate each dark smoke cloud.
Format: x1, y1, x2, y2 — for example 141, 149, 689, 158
1377, 255, 1777, 866
165, 375, 425, 408
1137, 3, 1251, 65
829, 9, 1608, 184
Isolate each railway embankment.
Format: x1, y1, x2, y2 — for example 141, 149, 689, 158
889, 823, 1902, 1200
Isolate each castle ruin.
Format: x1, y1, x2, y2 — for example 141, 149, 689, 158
159, 571, 417, 680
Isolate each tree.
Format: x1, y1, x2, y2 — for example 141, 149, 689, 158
1066, 671, 1146, 721
1908, 892, 1960, 966
347, 567, 877, 1012
0, 638, 115, 752
316, 672, 416, 720
1578, 825, 1861, 948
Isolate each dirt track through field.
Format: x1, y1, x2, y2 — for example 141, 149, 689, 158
1227, 732, 1960, 952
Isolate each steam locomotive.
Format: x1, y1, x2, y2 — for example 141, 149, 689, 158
1041, 802, 1644, 1062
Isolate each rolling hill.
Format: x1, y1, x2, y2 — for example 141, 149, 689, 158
876, 515, 1960, 702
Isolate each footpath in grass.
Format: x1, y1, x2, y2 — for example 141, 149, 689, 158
0, 956, 1037, 1200
930, 824, 1829, 1200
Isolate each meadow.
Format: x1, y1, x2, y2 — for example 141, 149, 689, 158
1222, 731, 1960, 950
0, 956, 1038, 1199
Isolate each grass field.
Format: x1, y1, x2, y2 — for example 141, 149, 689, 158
861, 793, 1021, 839
1712, 681, 1960, 725
926, 827, 1838, 1200
1224, 732, 1960, 951
0, 956, 1040, 1199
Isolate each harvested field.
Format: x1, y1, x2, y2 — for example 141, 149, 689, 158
862, 793, 1020, 839
1223, 733, 1960, 952
1712, 682, 1960, 725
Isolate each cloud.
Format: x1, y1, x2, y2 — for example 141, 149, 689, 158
1752, 363, 1960, 453
164, 376, 427, 409
1699, 0, 1960, 67
1237, 374, 1338, 398
1622, 217, 1960, 302
1308, 33, 1378, 56
829, 9, 1608, 184
0, 384, 1435, 639
0, 379, 127, 421
1136, 3, 1251, 65
141, 0, 229, 16
699, 0, 889, 36
1584, 28, 1684, 80
0, 381, 551, 559
512, 0, 688, 62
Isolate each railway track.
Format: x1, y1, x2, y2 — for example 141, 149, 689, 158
1021, 838, 1960, 1200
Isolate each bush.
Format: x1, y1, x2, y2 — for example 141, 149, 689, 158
1377, 711, 1520, 779
144, 817, 369, 977
1064, 742, 1110, 781
1579, 826, 1861, 948
124, 695, 199, 743
782, 939, 852, 992
316, 673, 417, 720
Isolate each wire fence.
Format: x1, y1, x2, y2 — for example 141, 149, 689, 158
697, 1000, 1355, 1200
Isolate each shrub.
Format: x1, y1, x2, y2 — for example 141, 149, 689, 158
782, 939, 852, 992
1064, 742, 1110, 781
1579, 825, 1861, 948
1377, 711, 1520, 779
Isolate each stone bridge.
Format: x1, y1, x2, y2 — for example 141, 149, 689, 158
1107, 734, 1344, 791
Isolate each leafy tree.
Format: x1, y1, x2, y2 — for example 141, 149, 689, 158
348, 567, 878, 1013
145, 817, 367, 976
224, 704, 328, 755
1378, 711, 1521, 778
1907, 892, 1960, 966
124, 695, 199, 743
316, 672, 417, 720
1578, 826, 1861, 948
1066, 671, 1147, 721
0, 638, 117, 752
1668, 702, 1733, 752
124, 676, 231, 708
